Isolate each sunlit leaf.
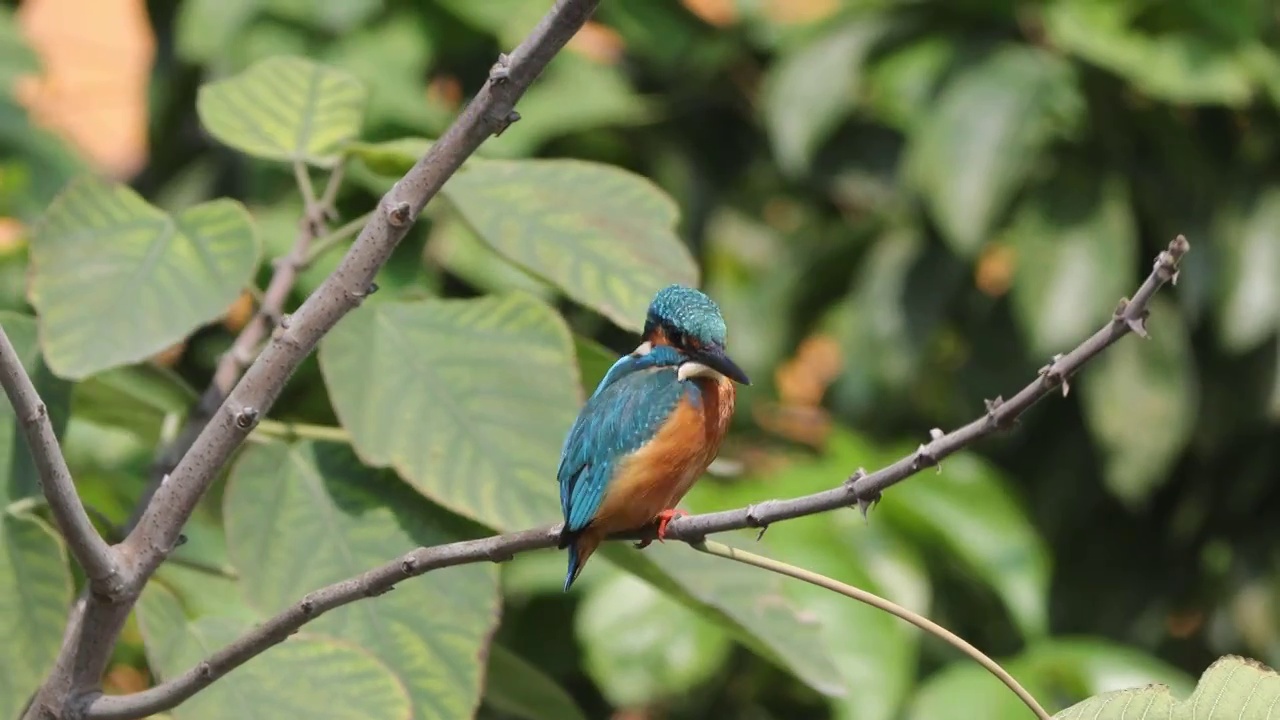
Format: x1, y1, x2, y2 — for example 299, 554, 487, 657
0, 312, 71, 506
483, 644, 588, 720
576, 568, 733, 706
1079, 298, 1197, 507
1007, 168, 1138, 356
197, 55, 366, 167
349, 137, 434, 178
875, 438, 1051, 637
0, 513, 72, 720
425, 213, 552, 300
224, 441, 501, 720
29, 177, 258, 379
442, 159, 698, 333
907, 45, 1082, 257
1215, 187, 1280, 352
1053, 655, 1277, 719
137, 583, 412, 720
1044, 0, 1256, 106
318, 295, 579, 530
762, 18, 886, 175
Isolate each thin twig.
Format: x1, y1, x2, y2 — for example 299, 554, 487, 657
692, 539, 1052, 720
83, 236, 1189, 720
26, 3, 604, 718
0, 324, 122, 598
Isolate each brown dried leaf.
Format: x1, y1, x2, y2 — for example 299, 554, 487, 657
682, 0, 738, 27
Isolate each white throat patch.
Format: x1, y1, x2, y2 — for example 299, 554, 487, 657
678, 361, 724, 382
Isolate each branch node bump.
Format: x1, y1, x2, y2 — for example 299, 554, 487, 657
198, 662, 213, 680
299, 597, 315, 616
386, 201, 412, 227
400, 555, 417, 575
278, 313, 292, 330
912, 444, 940, 473
174, 533, 188, 549
493, 111, 521, 136
984, 396, 1011, 429
488, 52, 512, 84
746, 502, 773, 540
233, 407, 260, 430
365, 282, 380, 297
929, 427, 944, 441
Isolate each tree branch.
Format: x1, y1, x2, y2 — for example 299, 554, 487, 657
0, 323, 121, 598
24, 2, 604, 718
84, 236, 1189, 720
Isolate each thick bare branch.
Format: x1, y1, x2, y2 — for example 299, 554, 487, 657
0, 323, 121, 597
84, 236, 1190, 720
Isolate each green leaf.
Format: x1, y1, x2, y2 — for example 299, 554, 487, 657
137, 583, 412, 720
29, 177, 260, 379
324, 17, 437, 130
1080, 298, 1197, 507
72, 364, 197, 442
1053, 655, 1277, 718
906, 660, 1051, 720
318, 295, 580, 530
1044, 0, 1256, 107
425, 214, 553, 300
483, 54, 655, 159
1215, 187, 1280, 352
483, 644, 587, 720
572, 335, 618, 397
907, 45, 1082, 257
435, 0, 545, 47
224, 441, 500, 720
1007, 168, 1139, 356
762, 18, 886, 175
602, 543, 847, 697
576, 567, 734, 706
876, 438, 1051, 637
0, 7, 39, 94
349, 138, 434, 178
0, 514, 73, 720
442, 159, 698, 332
864, 36, 958, 132
0, 312, 72, 506
197, 55, 367, 167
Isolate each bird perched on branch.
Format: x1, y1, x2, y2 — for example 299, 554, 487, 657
557, 285, 751, 591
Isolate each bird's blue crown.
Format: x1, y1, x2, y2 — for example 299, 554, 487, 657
645, 284, 727, 347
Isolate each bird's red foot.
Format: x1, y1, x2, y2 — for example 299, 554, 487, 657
655, 508, 690, 542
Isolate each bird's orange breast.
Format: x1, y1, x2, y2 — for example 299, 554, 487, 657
589, 375, 736, 534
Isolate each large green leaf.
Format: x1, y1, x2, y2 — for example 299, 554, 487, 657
1053, 655, 1277, 718
482, 645, 587, 720
576, 566, 733, 706
1215, 187, 1280, 352
685, 438, 930, 720
197, 55, 367, 167
874, 437, 1051, 637
137, 583, 412, 720
1007, 169, 1139, 356
224, 441, 501, 720
442, 160, 698, 332
762, 18, 887, 175
907, 45, 1082, 257
0, 514, 73, 720
0, 312, 71, 507
1080, 298, 1197, 507
318, 294, 580, 530
29, 177, 260, 379
602, 543, 847, 698
1044, 0, 1257, 107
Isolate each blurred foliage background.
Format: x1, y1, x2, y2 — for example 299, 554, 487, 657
1, 0, 1279, 718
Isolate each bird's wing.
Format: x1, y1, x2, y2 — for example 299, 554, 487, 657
558, 366, 687, 535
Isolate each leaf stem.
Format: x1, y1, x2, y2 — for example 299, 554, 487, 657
691, 539, 1052, 720
303, 211, 371, 268
253, 419, 351, 444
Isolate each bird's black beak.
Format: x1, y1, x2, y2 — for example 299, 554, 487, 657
697, 345, 751, 385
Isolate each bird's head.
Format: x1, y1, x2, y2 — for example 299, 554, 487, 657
641, 284, 750, 385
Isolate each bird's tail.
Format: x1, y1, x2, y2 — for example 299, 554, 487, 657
563, 531, 601, 592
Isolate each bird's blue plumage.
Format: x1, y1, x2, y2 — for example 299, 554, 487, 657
557, 346, 689, 535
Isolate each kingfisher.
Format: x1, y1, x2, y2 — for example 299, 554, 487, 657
557, 284, 751, 591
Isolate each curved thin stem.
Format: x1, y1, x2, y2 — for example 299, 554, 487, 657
253, 419, 352, 444
691, 539, 1053, 720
